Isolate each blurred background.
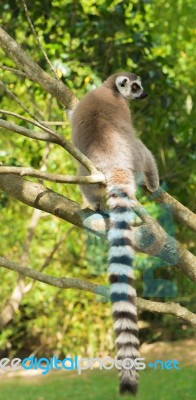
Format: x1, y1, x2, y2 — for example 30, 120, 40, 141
0, 0, 195, 399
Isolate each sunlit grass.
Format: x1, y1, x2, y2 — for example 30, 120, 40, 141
0, 366, 195, 400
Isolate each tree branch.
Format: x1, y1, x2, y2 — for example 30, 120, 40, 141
0, 80, 46, 123
0, 145, 71, 327
21, 0, 58, 79
0, 166, 106, 185
136, 298, 196, 327
0, 256, 195, 327
0, 118, 54, 142
0, 109, 53, 128
0, 117, 104, 184
0, 174, 195, 282
0, 27, 76, 109
147, 187, 196, 232
0, 209, 42, 326
0, 30, 101, 175
0, 229, 74, 327
0, 85, 104, 177
0, 64, 26, 77
0, 29, 80, 158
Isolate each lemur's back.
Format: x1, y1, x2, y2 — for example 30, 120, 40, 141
72, 86, 133, 162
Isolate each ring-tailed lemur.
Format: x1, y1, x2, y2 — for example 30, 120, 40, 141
71, 72, 159, 395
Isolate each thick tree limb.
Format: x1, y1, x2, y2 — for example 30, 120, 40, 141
0, 256, 195, 327
0, 166, 106, 185
0, 27, 77, 109
0, 174, 195, 282
148, 187, 196, 232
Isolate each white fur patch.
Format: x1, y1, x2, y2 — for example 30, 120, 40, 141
108, 264, 134, 276
115, 76, 131, 99
109, 211, 135, 223
107, 196, 134, 209
112, 301, 137, 315
108, 229, 130, 241
109, 246, 134, 259
117, 346, 140, 359
110, 283, 136, 297
114, 318, 138, 331
116, 332, 139, 345
119, 369, 138, 380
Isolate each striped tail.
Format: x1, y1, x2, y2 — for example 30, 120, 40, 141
107, 185, 140, 396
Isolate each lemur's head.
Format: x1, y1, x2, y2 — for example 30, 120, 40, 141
105, 72, 147, 100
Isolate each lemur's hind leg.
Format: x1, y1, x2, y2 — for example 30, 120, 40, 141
145, 169, 159, 192
79, 182, 106, 211
144, 151, 159, 192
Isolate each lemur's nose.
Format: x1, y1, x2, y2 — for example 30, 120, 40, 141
139, 92, 148, 99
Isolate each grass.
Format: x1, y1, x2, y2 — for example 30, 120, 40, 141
0, 366, 195, 400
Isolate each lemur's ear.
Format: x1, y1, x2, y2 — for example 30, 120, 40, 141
115, 76, 129, 87
120, 78, 128, 87
115, 76, 131, 99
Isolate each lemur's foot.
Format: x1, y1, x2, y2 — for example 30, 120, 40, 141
95, 203, 102, 212
146, 182, 159, 192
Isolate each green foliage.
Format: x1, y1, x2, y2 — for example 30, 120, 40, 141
0, 0, 195, 359
0, 367, 196, 400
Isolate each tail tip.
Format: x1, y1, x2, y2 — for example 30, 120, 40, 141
119, 382, 138, 396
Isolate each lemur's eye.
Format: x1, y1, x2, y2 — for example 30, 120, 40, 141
132, 83, 140, 92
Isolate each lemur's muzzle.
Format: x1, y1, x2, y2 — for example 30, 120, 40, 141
137, 92, 148, 99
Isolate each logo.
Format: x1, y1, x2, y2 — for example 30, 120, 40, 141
0, 357, 180, 375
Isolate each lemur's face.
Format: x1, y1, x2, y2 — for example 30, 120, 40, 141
115, 74, 147, 100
